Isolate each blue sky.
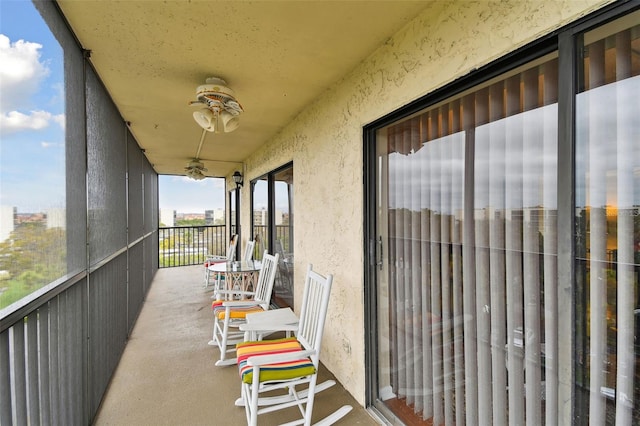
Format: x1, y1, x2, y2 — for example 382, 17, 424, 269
159, 175, 225, 213
1, 0, 65, 212
0, 0, 226, 214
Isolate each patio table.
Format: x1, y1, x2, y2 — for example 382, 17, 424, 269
209, 260, 262, 299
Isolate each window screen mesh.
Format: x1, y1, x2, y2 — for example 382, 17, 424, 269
86, 68, 127, 265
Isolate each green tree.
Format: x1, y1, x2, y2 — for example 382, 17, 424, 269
0, 222, 66, 309
176, 218, 206, 226
16, 270, 45, 289
181, 229, 193, 246
160, 235, 176, 250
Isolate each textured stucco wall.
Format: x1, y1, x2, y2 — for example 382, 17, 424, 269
235, 0, 612, 406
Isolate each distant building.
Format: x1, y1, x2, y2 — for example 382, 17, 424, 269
178, 212, 205, 221
46, 208, 66, 229
0, 206, 16, 242
205, 209, 224, 225
160, 209, 175, 227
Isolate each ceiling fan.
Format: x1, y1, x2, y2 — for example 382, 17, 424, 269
190, 77, 243, 133
184, 158, 207, 180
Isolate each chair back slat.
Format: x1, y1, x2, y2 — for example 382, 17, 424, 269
226, 234, 239, 261
253, 251, 279, 310
296, 264, 333, 361
243, 240, 256, 262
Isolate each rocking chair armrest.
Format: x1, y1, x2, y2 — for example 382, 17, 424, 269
239, 322, 299, 333
216, 290, 256, 298
247, 349, 316, 367
221, 300, 261, 308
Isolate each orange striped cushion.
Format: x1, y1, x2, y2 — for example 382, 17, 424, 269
211, 300, 264, 320
236, 337, 315, 384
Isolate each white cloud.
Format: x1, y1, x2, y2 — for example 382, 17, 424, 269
0, 110, 65, 134
0, 34, 50, 112
52, 113, 65, 130
0, 34, 64, 136
49, 82, 64, 105
40, 141, 63, 149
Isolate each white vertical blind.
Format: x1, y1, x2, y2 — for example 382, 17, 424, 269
462, 94, 479, 426
399, 123, 411, 406
543, 60, 559, 426
420, 115, 434, 420
474, 88, 494, 426
410, 120, 423, 414
488, 83, 508, 426
440, 114, 454, 426
587, 39, 609, 425
450, 101, 466, 426
614, 31, 636, 426
505, 74, 526, 426
522, 69, 543, 426
430, 129, 444, 425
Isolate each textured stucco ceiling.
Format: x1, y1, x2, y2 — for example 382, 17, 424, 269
56, 0, 429, 178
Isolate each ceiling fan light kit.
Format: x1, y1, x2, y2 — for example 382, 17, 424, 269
193, 108, 215, 132
219, 110, 239, 132
185, 77, 243, 180
192, 108, 239, 133
186, 168, 206, 180
190, 77, 243, 133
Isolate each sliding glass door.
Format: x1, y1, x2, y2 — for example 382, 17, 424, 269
251, 163, 294, 307
372, 55, 560, 424
367, 8, 639, 425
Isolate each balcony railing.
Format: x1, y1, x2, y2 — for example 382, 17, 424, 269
159, 225, 227, 268
159, 225, 294, 267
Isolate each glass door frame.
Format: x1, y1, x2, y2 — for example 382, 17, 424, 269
229, 186, 240, 259
250, 162, 294, 308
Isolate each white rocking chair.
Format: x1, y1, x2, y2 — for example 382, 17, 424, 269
204, 234, 238, 288
209, 251, 279, 366
210, 239, 257, 300
235, 264, 352, 426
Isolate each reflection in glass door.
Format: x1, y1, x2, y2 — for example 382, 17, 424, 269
229, 187, 239, 260
251, 163, 294, 307
252, 177, 269, 260
273, 166, 294, 308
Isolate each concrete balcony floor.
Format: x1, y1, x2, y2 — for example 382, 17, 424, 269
93, 265, 378, 425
